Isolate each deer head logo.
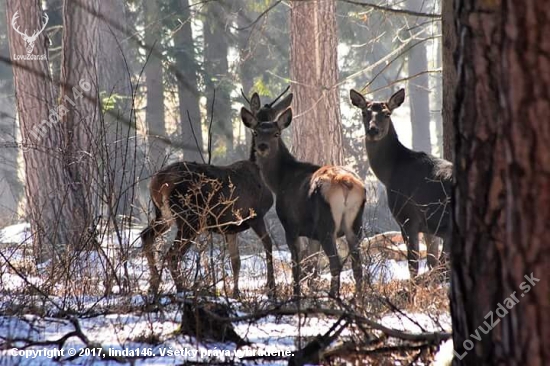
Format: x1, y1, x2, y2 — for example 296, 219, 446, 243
11, 11, 49, 54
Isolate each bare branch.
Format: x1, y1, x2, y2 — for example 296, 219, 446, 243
340, 0, 441, 19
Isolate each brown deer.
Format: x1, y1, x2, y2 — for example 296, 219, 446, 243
350, 88, 452, 277
240, 101, 366, 297
141, 91, 293, 297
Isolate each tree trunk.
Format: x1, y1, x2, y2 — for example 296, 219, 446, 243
6, 0, 67, 261
407, 0, 431, 154
451, 1, 550, 364
143, 0, 166, 171
441, 0, 456, 161
0, 4, 21, 223
98, 0, 138, 218
58, 0, 100, 250
204, 1, 232, 162
174, 0, 202, 163
236, 0, 255, 159
290, 0, 343, 166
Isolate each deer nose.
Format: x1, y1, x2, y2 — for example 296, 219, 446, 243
367, 126, 379, 136
257, 143, 269, 152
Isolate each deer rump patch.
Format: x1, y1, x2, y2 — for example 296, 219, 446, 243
308, 166, 366, 233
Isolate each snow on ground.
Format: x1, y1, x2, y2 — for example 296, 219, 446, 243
0, 223, 450, 365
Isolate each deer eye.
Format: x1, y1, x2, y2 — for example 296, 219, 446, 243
274, 132, 280, 138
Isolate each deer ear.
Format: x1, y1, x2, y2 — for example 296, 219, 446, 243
388, 88, 405, 111
273, 93, 293, 115
241, 107, 258, 129
250, 93, 261, 113
276, 108, 292, 130
350, 89, 368, 109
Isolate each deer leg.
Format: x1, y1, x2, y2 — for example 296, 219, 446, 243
402, 223, 420, 278
300, 238, 320, 282
319, 233, 341, 298
285, 232, 301, 298
250, 220, 276, 298
166, 228, 192, 293
141, 208, 171, 295
225, 233, 240, 298
424, 233, 440, 269
344, 231, 362, 291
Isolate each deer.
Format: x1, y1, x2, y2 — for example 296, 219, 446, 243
350, 88, 452, 278
240, 100, 366, 298
11, 11, 49, 54
141, 90, 293, 298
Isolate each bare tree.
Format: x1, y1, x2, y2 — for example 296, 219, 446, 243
98, 0, 138, 218
204, 0, 232, 161
57, 0, 101, 251
290, 0, 344, 166
144, 0, 166, 171
174, 0, 202, 163
7, 0, 67, 261
441, 0, 456, 161
451, 1, 550, 363
407, 0, 431, 154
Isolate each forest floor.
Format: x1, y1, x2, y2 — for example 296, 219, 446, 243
0, 223, 452, 366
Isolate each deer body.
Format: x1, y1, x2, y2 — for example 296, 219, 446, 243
241, 101, 366, 297
141, 159, 275, 297
350, 89, 452, 276
141, 93, 293, 297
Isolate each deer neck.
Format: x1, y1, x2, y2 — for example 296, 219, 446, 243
364, 122, 406, 186
255, 139, 296, 193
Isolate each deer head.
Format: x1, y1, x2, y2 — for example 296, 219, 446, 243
241, 106, 293, 158
11, 11, 49, 54
350, 88, 405, 142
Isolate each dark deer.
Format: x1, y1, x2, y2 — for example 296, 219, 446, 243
350, 88, 452, 277
141, 91, 293, 297
240, 101, 366, 297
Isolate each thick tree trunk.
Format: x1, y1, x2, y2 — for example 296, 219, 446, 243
441, 0, 456, 161
290, 0, 343, 166
58, 0, 100, 250
174, 0, 202, 163
6, 0, 67, 261
204, 1, 232, 162
451, 1, 550, 364
144, 0, 166, 171
407, 0, 432, 154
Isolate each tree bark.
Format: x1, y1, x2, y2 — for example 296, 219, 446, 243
143, 0, 166, 172
174, 0, 202, 163
58, 0, 100, 250
290, 0, 343, 166
6, 0, 67, 261
204, 1, 232, 162
451, 1, 550, 364
441, 0, 456, 161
